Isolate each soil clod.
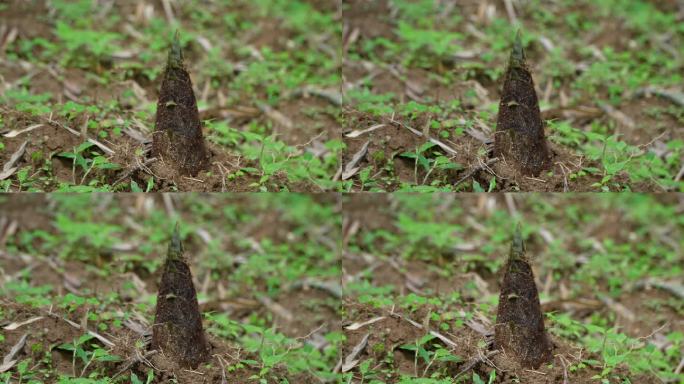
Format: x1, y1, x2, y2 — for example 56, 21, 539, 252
152, 223, 210, 369
494, 224, 552, 369
494, 31, 551, 176
152, 31, 209, 176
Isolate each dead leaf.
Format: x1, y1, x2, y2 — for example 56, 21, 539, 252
342, 140, 369, 180
3, 316, 43, 331
345, 316, 385, 331
0, 140, 28, 180
341, 333, 369, 372
345, 124, 385, 138
3, 124, 43, 138
0, 333, 28, 373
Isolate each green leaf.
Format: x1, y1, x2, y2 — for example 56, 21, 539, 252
131, 373, 143, 384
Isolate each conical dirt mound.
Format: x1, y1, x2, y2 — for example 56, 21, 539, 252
152, 31, 209, 176
494, 32, 551, 177
152, 223, 210, 369
494, 224, 552, 369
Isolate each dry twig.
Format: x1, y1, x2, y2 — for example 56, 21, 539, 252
455, 350, 501, 379
112, 350, 159, 379
453, 158, 499, 188
341, 333, 369, 372
112, 157, 158, 187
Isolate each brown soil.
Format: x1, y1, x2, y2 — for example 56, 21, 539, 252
342, 0, 395, 45
0, 301, 318, 384
270, 287, 340, 339
342, 193, 394, 233
341, 301, 618, 384
342, 110, 610, 191
0, 301, 92, 377
0, 107, 316, 192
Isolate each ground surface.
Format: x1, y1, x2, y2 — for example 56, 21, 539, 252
341, 194, 684, 383
0, 194, 342, 383
341, 0, 684, 192
0, 0, 341, 192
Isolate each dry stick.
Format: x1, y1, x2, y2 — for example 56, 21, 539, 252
112, 350, 159, 379
675, 356, 684, 375
161, 0, 175, 23
214, 355, 228, 384
162, 193, 176, 217
112, 157, 158, 187
453, 158, 500, 187
45, 311, 115, 348
388, 312, 459, 350
45, 116, 115, 154
3, 123, 44, 138
342, 140, 370, 180
290, 87, 342, 106
256, 295, 293, 322
0, 140, 28, 181
341, 333, 370, 373
345, 123, 386, 138
454, 350, 501, 379
557, 354, 570, 384
635, 278, 684, 300
3, 316, 43, 331
0, 333, 28, 373
674, 163, 684, 183
345, 316, 386, 331
556, 161, 571, 192
503, 0, 518, 25
290, 279, 342, 299
634, 87, 684, 107
389, 118, 459, 156
332, 165, 343, 182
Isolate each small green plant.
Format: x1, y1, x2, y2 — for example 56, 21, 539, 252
57, 142, 120, 186
58, 334, 120, 377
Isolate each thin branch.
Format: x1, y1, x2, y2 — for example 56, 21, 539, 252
454, 158, 500, 188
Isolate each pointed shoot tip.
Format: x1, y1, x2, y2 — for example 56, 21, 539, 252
168, 30, 184, 68
168, 222, 183, 259
511, 223, 525, 259
510, 30, 525, 65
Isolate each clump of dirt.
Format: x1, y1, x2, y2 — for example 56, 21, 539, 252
494, 224, 552, 369
152, 32, 209, 177
494, 32, 551, 177
152, 224, 210, 369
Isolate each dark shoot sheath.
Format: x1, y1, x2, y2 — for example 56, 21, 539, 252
494, 31, 551, 176
494, 224, 552, 369
152, 224, 209, 368
152, 31, 209, 176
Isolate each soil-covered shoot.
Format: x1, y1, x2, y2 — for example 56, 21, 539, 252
0, 0, 341, 192
341, 194, 684, 383
0, 194, 342, 383
341, 0, 684, 192
152, 224, 210, 369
